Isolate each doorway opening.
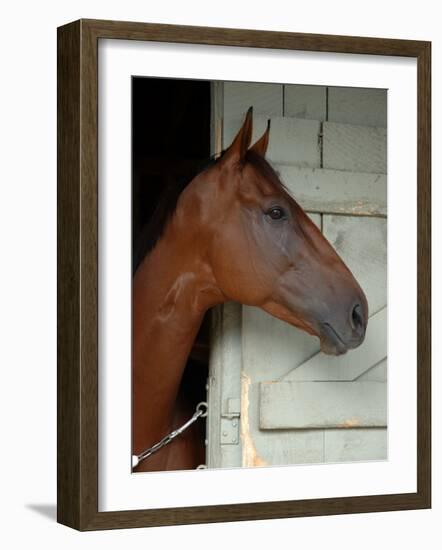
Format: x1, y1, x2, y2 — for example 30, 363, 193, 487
132, 77, 212, 468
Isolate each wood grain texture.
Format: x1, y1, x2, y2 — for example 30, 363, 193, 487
207, 302, 243, 469
57, 19, 98, 531
57, 18, 431, 530
323, 122, 387, 174
325, 429, 387, 462
278, 165, 387, 216
260, 381, 387, 429
79, 18, 428, 57
284, 85, 327, 120
358, 360, 387, 382
223, 81, 283, 118
416, 41, 431, 509
328, 87, 387, 127
57, 20, 81, 529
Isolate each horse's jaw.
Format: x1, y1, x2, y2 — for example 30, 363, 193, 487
260, 299, 366, 356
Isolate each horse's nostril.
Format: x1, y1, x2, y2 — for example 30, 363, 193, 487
351, 304, 363, 331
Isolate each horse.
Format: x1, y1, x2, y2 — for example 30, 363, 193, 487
132, 107, 368, 472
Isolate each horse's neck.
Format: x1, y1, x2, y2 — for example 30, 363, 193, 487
132, 236, 221, 456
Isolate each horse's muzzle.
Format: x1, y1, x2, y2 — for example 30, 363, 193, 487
319, 300, 367, 356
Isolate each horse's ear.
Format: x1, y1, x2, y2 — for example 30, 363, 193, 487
223, 106, 253, 162
250, 119, 270, 157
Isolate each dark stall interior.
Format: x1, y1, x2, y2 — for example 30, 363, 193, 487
132, 77, 212, 462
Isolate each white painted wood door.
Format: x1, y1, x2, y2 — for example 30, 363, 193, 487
207, 82, 387, 469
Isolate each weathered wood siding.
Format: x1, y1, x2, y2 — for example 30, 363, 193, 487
207, 81, 387, 469
323, 122, 387, 174
260, 381, 387, 429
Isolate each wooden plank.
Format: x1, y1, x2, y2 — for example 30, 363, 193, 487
328, 87, 387, 128
277, 165, 387, 216
357, 359, 387, 382
207, 302, 243, 468
282, 307, 387, 382
241, 375, 324, 467
284, 84, 327, 120
223, 81, 282, 119
224, 116, 321, 167
324, 428, 387, 462
264, 117, 321, 166
58, 21, 82, 529
260, 381, 387, 429
323, 121, 387, 174
255, 429, 325, 465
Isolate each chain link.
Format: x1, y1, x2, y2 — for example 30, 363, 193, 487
132, 402, 208, 468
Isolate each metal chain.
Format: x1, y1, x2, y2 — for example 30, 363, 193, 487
132, 402, 208, 468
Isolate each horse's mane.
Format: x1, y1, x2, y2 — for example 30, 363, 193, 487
245, 149, 290, 196
133, 150, 289, 273
133, 154, 221, 273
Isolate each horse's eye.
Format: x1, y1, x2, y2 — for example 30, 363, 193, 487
267, 206, 285, 220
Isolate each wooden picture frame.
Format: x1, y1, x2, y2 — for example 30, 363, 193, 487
57, 18, 431, 530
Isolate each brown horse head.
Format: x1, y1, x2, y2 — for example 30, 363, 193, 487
155, 109, 368, 355
179, 107, 368, 355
